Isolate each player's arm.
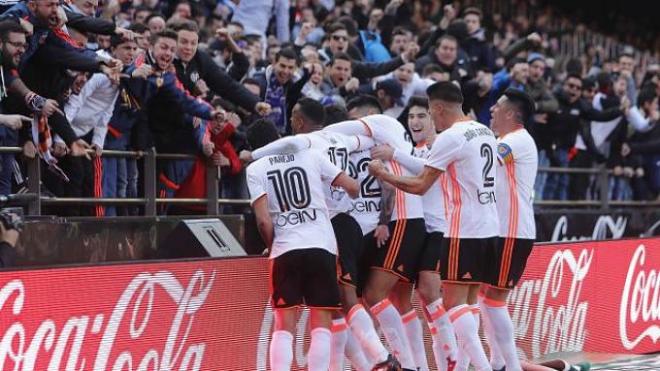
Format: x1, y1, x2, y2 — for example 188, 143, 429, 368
378, 181, 395, 225
331, 172, 359, 199
252, 196, 274, 249
250, 135, 310, 160
369, 160, 441, 195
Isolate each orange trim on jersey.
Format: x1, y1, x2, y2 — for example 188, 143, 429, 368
470, 306, 481, 314
440, 172, 451, 222
449, 306, 472, 323
447, 164, 462, 280
402, 310, 418, 324
370, 299, 392, 316
482, 296, 507, 308
347, 304, 365, 322
331, 321, 348, 332
499, 161, 519, 287
384, 161, 407, 270
357, 119, 373, 137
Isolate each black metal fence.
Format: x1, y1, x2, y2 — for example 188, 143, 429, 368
1, 146, 657, 216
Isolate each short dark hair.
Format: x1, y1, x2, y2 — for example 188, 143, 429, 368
327, 22, 347, 35
324, 104, 349, 126
436, 34, 457, 48
426, 81, 464, 104
133, 5, 151, 17
637, 87, 657, 108
145, 13, 165, 24
247, 119, 280, 150
150, 29, 178, 45
170, 19, 199, 33
0, 20, 25, 42
243, 78, 262, 95
129, 22, 149, 35
392, 26, 411, 37
422, 63, 445, 76
565, 73, 583, 83
406, 96, 429, 111
275, 48, 299, 64
463, 7, 483, 19
210, 97, 236, 112
111, 23, 144, 48
502, 88, 535, 124
296, 98, 326, 126
346, 95, 383, 114
332, 52, 352, 65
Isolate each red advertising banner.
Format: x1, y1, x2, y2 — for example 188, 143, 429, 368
1, 238, 659, 370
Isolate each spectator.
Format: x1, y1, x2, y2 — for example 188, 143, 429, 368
415, 35, 470, 82
372, 78, 404, 118
231, 0, 289, 43
146, 13, 166, 34
462, 7, 495, 71
388, 26, 412, 58
320, 53, 359, 105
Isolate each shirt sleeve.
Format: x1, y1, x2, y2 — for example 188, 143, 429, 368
426, 130, 463, 171
496, 139, 515, 166
393, 149, 426, 174
246, 163, 266, 205
252, 135, 311, 160
315, 151, 343, 183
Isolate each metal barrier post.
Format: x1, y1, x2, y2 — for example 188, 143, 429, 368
206, 165, 220, 215
598, 165, 609, 210
26, 155, 41, 215
143, 148, 157, 216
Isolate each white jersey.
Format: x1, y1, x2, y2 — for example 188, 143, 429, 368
413, 142, 448, 233
328, 114, 424, 221
426, 121, 499, 238
347, 149, 381, 235
246, 149, 341, 259
495, 129, 538, 239
251, 131, 370, 218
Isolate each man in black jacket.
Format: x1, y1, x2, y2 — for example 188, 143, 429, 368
171, 20, 270, 116
318, 22, 416, 82
544, 74, 623, 200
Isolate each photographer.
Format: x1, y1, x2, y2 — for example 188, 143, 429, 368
0, 209, 21, 268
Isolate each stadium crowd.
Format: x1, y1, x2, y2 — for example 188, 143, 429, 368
0, 0, 658, 217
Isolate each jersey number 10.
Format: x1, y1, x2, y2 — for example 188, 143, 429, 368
267, 167, 311, 212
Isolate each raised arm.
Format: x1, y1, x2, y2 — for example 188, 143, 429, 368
369, 160, 441, 195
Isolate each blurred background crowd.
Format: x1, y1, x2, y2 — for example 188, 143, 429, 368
0, 0, 658, 217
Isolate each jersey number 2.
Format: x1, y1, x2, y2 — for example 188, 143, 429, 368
267, 167, 311, 212
480, 143, 495, 188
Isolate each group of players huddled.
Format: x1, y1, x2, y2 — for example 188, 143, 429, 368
242, 82, 589, 371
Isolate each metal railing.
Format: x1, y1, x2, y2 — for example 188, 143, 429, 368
1, 146, 657, 215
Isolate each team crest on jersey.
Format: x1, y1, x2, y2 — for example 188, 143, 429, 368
497, 143, 514, 164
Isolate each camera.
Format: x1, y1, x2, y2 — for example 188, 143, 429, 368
0, 207, 24, 232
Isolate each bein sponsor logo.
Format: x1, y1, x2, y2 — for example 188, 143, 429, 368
509, 249, 592, 359
619, 244, 660, 350
0, 270, 215, 370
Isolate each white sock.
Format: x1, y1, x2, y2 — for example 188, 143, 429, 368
482, 298, 522, 371
426, 298, 458, 371
270, 330, 293, 371
456, 304, 481, 370
330, 319, 348, 371
402, 309, 430, 371
449, 304, 491, 371
347, 304, 389, 365
308, 327, 332, 371
371, 299, 416, 369
345, 329, 373, 371
479, 295, 505, 369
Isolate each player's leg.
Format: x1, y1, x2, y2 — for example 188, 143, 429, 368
478, 285, 505, 371
482, 237, 535, 371
270, 251, 305, 371
415, 231, 457, 371
344, 328, 373, 371
330, 312, 349, 371
392, 282, 429, 371
441, 237, 491, 371
302, 248, 343, 371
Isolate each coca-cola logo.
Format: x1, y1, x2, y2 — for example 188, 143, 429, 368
550, 215, 627, 242
619, 244, 660, 350
509, 249, 592, 359
0, 269, 215, 370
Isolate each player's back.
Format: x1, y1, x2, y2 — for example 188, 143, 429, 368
246, 149, 339, 258
427, 121, 499, 238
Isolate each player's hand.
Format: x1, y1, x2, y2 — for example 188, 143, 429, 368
115, 27, 135, 41
374, 224, 390, 248
42, 99, 64, 117
402, 43, 420, 63
368, 159, 386, 178
0, 114, 31, 130
22, 141, 37, 159
52, 141, 67, 157
91, 143, 103, 157
131, 64, 153, 79
239, 150, 253, 163
255, 102, 272, 116
70, 139, 92, 160
202, 141, 215, 157
370, 144, 394, 161
344, 77, 360, 92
